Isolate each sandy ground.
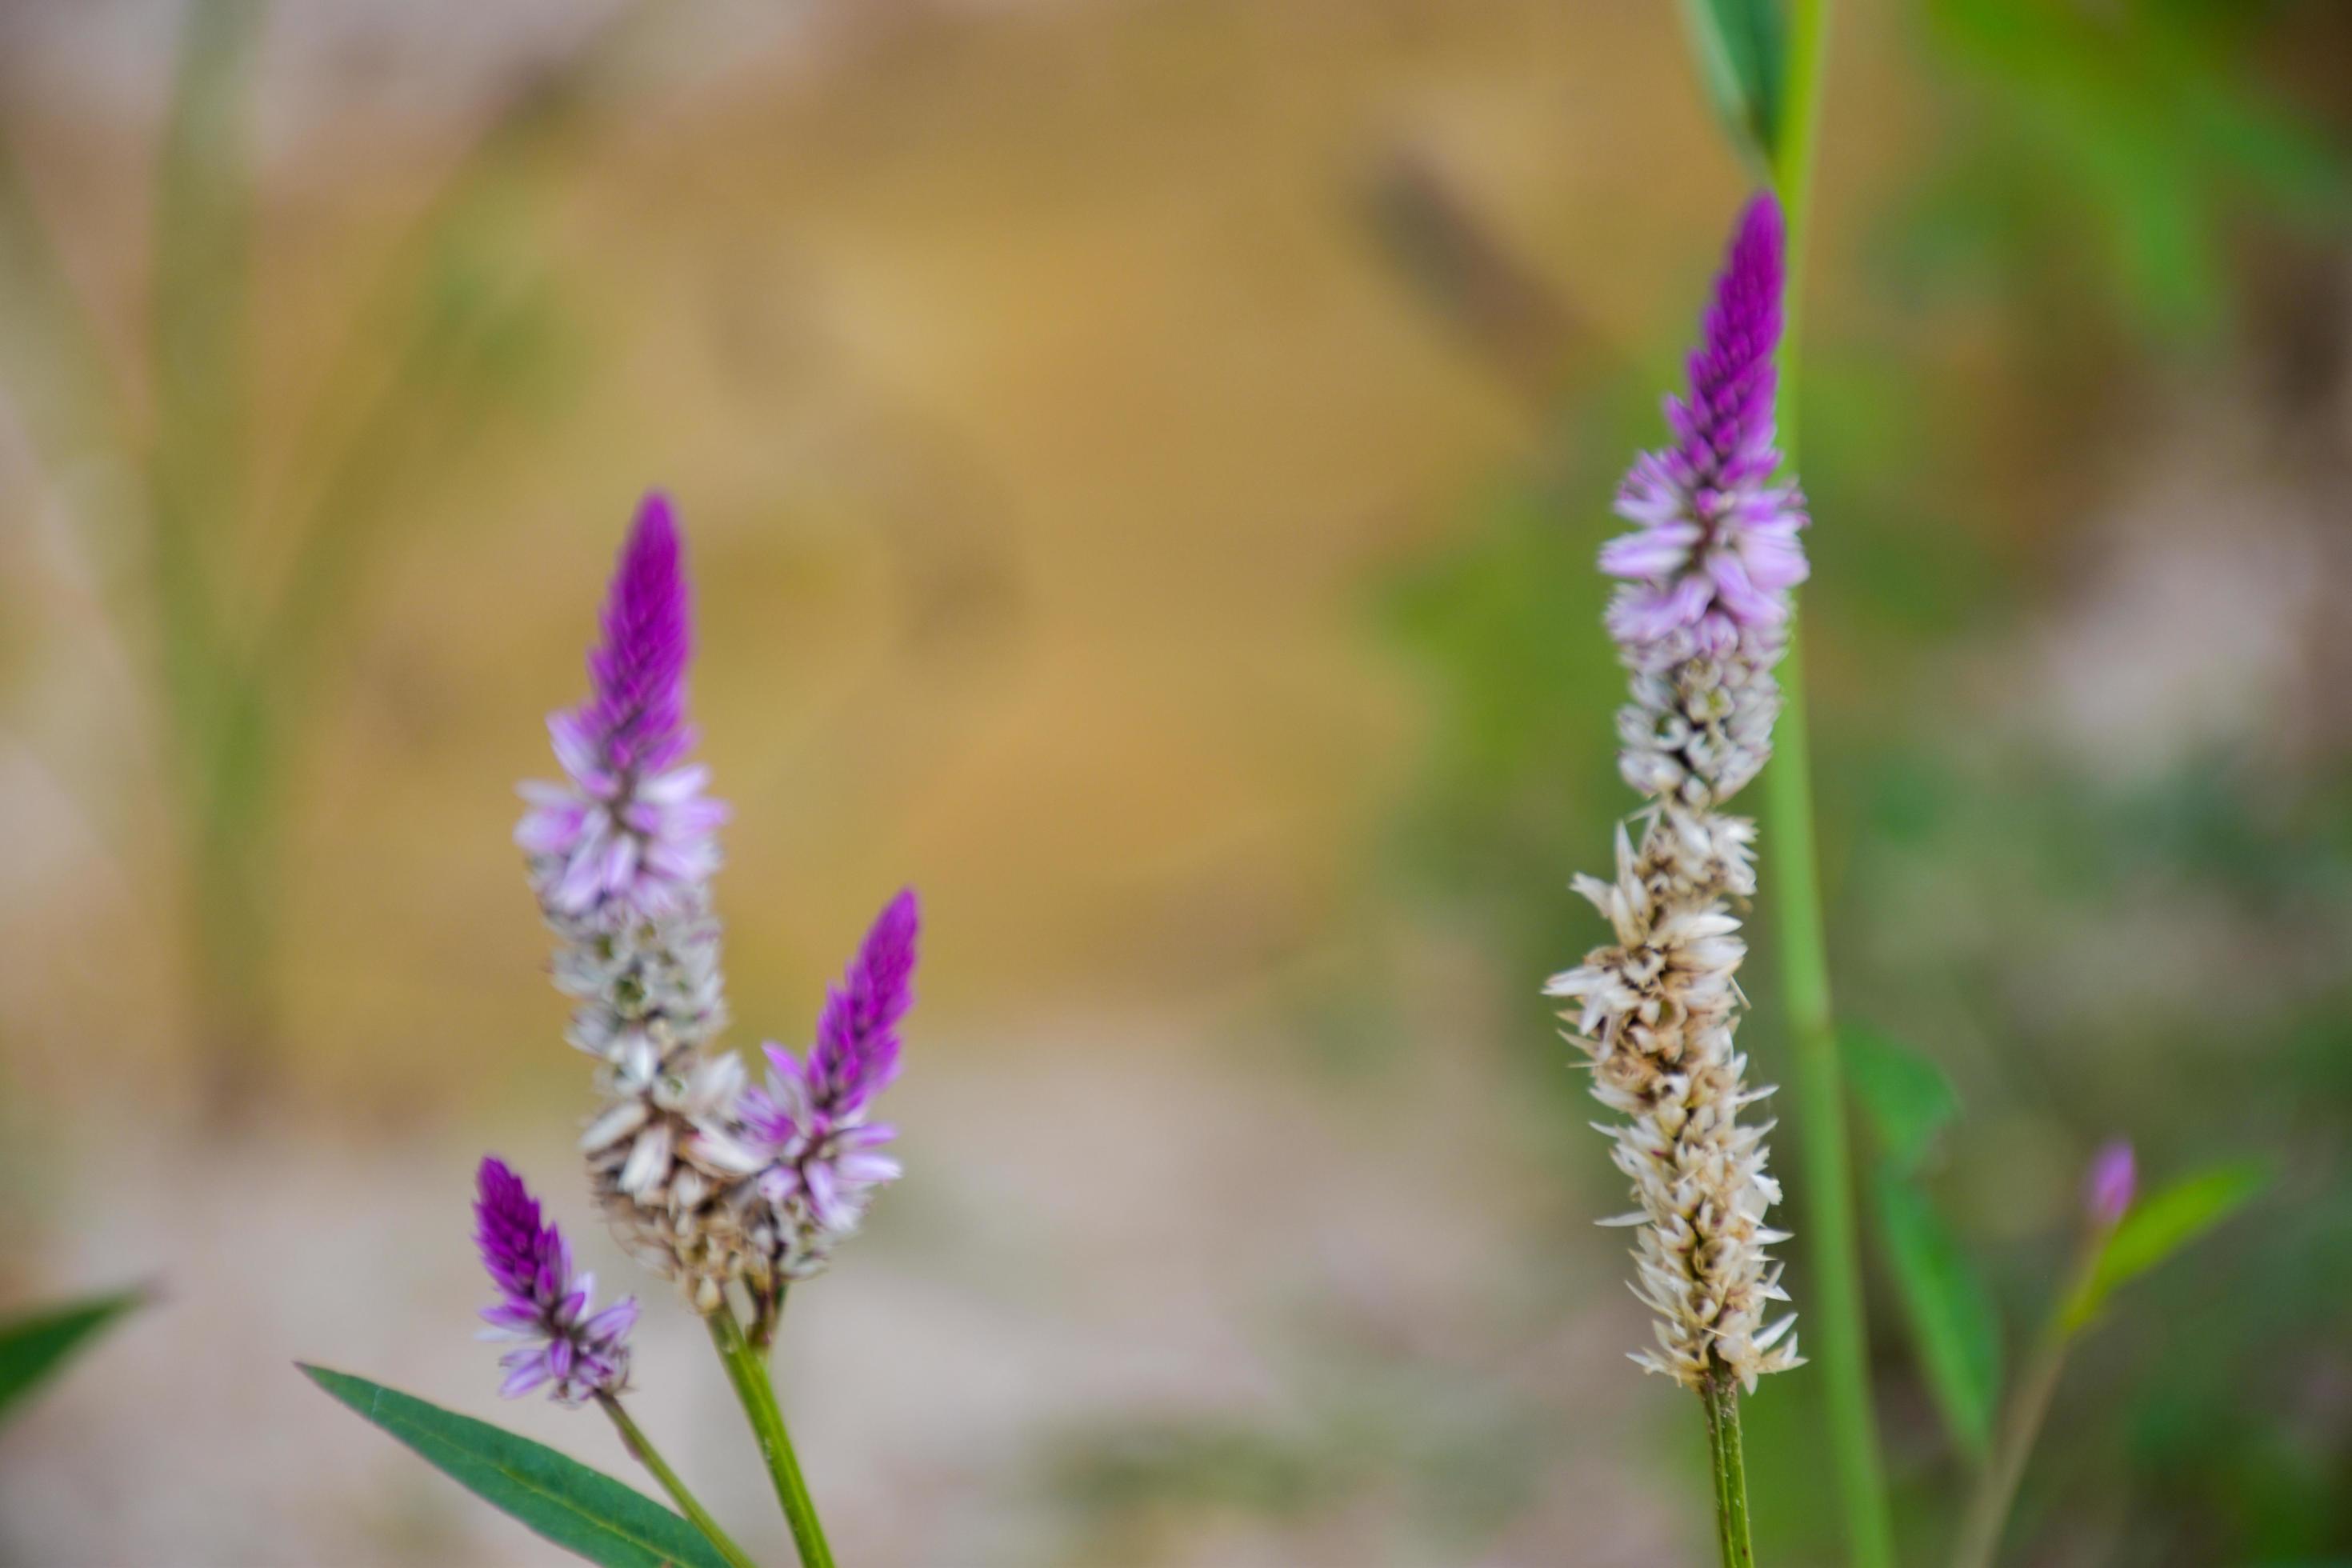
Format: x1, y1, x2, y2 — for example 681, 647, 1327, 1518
0, 1029, 1689, 1566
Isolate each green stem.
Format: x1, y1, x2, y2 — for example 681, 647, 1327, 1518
595, 1394, 763, 1568
708, 1306, 836, 1567
1763, 2, 1896, 1566
1947, 1249, 2093, 1568
1703, 1374, 1759, 1568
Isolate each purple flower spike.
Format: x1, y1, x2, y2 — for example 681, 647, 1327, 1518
1602, 194, 1809, 667
2085, 1140, 2137, 1229
473, 1157, 636, 1403
741, 890, 922, 1278
518, 494, 729, 922
588, 494, 693, 776
810, 887, 919, 1114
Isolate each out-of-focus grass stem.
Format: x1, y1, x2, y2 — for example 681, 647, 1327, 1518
154, 0, 270, 1115
1765, 0, 1898, 1563
24, 1, 646, 1118
1947, 1243, 2098, 1568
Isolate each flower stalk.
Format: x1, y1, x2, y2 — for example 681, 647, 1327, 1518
710, 1307, 837, 1568
596, 1393, 764, 1568
1703, 1373, 1759, 1568
1757, 0, 1899, 1561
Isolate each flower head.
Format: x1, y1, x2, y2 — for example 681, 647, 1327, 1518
518, 494, 728, 922
742, 890, 921, 1278
1602, 194, 1808, 666
2085, 1140, 2137, 1229
1552, 195, 1806, 1394
473, 1157, 637, 1402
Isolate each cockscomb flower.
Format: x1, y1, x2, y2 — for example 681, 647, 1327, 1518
742, 890, 920, 1281
474, 1157, 638, 1403
1549, 195, 1805, 1396
518, 492, 728, 923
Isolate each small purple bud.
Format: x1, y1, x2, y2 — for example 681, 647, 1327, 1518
472, 1156, 634, 1404
2085, 1140, 2137, 1228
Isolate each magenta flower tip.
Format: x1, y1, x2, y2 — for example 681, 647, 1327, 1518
739, 890, 922, 1277
518, 493, 726, 922
1598, 194, 1807, 663
810, 887, 920, 1112
589, 491, 693, 776
2086, 1139, 2137, 1228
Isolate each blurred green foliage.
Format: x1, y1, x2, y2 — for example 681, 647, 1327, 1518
0, 1288, 144, 1428
1920, 0, 2351, 340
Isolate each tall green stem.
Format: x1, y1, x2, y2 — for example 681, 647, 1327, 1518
1948, 1242, 2097, 1568
154, 0, 278, 1120
1946, 1325, 2066, 1568
1703, 1374, 1759, 1568
708, 1307, 836, 1567
1764, 0, 1896, 1565
595, 1394, 763, 1568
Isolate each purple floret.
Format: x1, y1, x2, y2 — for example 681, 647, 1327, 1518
473, 1157, 636, 1403
742, 890, 922, 1269
1600, 194, 1809, 664
517, 493, 728, 922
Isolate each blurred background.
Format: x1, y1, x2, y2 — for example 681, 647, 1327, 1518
2, 0, 2350, 1563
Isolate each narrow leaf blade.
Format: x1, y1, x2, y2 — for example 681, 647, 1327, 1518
1874, 1167, 2002, 1462
1675, 0, 1786, 166
1845, 1025, 1961, 1174
300, 1365, 731, 1568
0, 1287, 146, 1427
2066, 1160, 2268, 1330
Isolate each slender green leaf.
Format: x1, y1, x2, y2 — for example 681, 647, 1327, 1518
0, 1288, 146, 1427
1874, 1167, 2002, 1462
300, 1365, 732, 1568
1676, 0, 1785, 166
1844, 1025, 1960, 1174
2064, 1161, 2269, 1330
